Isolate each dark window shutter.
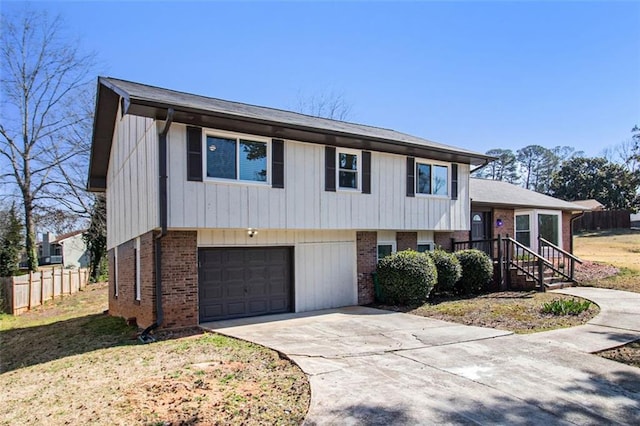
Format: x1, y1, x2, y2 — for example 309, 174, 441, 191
272, 139, 284, 188
325, 146, 336, 192
451, 163, 458, 200
406, 157, 415, 197
186, 126, 203, 182
362, 151, 371, 194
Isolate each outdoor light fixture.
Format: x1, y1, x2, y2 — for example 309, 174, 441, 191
496, 218, 504, 227
247, 228, 258, 238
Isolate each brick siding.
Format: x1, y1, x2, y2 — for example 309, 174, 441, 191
108, 230, 197, 330
492, 208, 514, 239
562, 211, 572, 252
396, 232, 417, 251
435, 231, 469, 251
160, 231, 198, 329
356, 231, 377, 304
107, 232, 154, 328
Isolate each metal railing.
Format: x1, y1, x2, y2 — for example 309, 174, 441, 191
537, 236, 583, 283
452, 234, 582, 291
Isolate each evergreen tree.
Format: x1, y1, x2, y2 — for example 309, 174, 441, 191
84, 195, 106, 282
0, 204, 24, 277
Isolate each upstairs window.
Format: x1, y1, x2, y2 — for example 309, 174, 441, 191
206, 134, 268, 183
337, 149, 359, 190
416, 162, 448, 196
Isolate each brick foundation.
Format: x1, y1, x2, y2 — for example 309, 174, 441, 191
356, 231, 377, 304
108, 230, 198, 330
160, 231, 198, 329
396, 232, 417, 251
107, 231, 155, 328
435, 231, 469, 251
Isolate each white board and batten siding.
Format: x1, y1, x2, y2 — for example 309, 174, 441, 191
105, 106, 159, 250
198, 229, 357, 312
167, 123, 471, 232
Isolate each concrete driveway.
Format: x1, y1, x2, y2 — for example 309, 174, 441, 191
202, 288, 640, 425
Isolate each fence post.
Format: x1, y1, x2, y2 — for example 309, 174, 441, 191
40, 268, 44, 307
27, 271, 33, 310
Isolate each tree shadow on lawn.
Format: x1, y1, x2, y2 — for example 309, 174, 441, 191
0, 313, 201, 373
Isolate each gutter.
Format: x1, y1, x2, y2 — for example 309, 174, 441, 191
469, 158, 494, 175
139, 108, 174, 343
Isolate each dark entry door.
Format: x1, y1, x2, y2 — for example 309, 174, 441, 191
471, 211, 492, 254
198, 247, 292, 322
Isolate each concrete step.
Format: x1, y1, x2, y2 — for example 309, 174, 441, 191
545, 281, 574, 290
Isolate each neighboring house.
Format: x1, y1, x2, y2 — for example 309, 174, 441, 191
463, 178, 588, 253
38, 230, 90, 269
572, 199, 605, 211
88, 77, 492, 329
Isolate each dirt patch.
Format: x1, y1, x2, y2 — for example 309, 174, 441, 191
597, 341, 640, 369
574, 261, 619, 283
378, 291, 599, 334
0, 285, 310, 425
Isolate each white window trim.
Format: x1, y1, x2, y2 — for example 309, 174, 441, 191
135, 237, 141, 302
417, 241, 435, 252
514, 209, 563, 252
336, 147, 361, 191
114, 246, 118, 298
415, 159, 450, 198
202, 128, 271, 186
377, 241, 397, 262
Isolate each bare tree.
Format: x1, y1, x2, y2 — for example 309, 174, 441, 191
295, 90, 352, 120
0, 9, 95, 271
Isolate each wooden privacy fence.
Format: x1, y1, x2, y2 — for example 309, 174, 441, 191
573, 210, 631, 232
1, 268, 90, 315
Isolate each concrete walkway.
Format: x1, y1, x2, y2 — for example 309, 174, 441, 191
202, 288, 640, 425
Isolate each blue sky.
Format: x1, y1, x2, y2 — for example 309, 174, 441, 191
4, 0, 639, 157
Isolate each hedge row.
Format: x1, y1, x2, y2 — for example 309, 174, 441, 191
376, 249, 493, 305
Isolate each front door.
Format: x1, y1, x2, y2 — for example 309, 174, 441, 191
471, 211, 491, 255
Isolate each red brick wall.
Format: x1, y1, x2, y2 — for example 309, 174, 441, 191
396, 232, 417, 251
108, 230, 198, 330
435, 231, 469, 251
356, 231, 377, 304
107, 232, 154, 328
492, 208, 514, 239
160, 231, 198, 329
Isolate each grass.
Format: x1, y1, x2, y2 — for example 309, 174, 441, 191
379, 291, 599, 334
0, 283, 310, 425
574, 229, 640, 293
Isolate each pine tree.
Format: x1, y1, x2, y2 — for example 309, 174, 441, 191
0, 204, 24, 277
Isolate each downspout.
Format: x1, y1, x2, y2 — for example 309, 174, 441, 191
139, 108, 174, 343
569, 211, 585, 254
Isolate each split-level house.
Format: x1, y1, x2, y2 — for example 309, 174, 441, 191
88, 77, 492, 329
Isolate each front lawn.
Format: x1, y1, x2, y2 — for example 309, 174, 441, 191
0, 283, 309, 425
378, 291, 599, 334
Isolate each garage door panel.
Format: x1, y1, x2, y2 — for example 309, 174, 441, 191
199, 247, 292, 322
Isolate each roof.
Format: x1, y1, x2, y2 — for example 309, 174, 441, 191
470, 178, 589, 211
52, 229, 86, 243
88, 77, 493, 191
571, 199, 605, 210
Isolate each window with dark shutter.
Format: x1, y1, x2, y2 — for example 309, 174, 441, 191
406, 157, 415, 197
451, 163, 458, 200
362, 151, 371, 194
272, 139, 284, 188
186, 126, 203, 182
325, 146, 336, 192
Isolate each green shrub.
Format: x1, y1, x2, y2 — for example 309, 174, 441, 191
377, 250, 437, 305
541, 298, 591, 316
454, 249, 493, 295
429, 249, 462, 294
